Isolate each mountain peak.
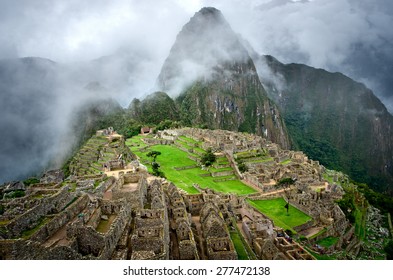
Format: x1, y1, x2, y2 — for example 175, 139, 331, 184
154, 8, 290, 148
157, 7, 250, 94
195, 7, 222, 18
191, 7, 225, 24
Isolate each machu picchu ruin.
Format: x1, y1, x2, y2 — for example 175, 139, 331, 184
1, 127, 390, 260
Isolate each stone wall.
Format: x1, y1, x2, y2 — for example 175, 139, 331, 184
30, 194, 89, 243
206, 237, 237, 260
5, 186, 73, 238
99, 201, 132, 259
124, 173, 141, 184
211, 170, 234, 177
179, 239, 199, 260
131, 228, 165, 255
143, 138, 174, 145
66, 199, 132, 259
76, 226, 105, 257
0, 238, 85, 260
293, 220, 315, 233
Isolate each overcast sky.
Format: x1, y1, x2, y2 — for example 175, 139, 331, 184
1, 0, 393, 111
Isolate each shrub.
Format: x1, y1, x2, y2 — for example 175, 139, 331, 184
238, 162, 248, 173
4, 190, 25, 199
384, 240, 393, 260
23, 177, 40, 186
201, 148, 216, 167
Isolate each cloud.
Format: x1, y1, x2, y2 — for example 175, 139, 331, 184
212, 0, 393, 111
0, 0, 392, 183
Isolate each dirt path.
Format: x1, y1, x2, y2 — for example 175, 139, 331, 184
192, 216, 207, 260
43, 216, 79, 248
253, 187, 296, 197
170, 231, 180, 259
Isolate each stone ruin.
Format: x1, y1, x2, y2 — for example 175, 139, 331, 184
0, 127, 369, 260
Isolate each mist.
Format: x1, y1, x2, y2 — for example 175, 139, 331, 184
0, 0, 392, 183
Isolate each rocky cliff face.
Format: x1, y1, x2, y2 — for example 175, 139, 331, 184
258, 55, 393, 191
157, 7, 290, 149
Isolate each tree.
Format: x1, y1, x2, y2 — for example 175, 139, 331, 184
276, 177, 296, 215
151, 162, 165, 178
276, 177, 296, 188
146, 151, 161, 162
284, 201, 289, 214
238, 162, 248, 173
201, 148, 216, 167
384, 240, 393, 260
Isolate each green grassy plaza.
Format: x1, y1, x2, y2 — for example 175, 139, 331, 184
126, 135, 256, 195
247, 198, 312, 233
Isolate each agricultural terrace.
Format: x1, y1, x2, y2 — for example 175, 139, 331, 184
248, 198, 312, 233
126, 135, 256, 195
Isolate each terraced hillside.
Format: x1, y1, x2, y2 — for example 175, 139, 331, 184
69, 133, 134, 176
126, 135, 256, 195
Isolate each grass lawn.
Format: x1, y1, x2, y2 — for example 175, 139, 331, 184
354, 206, 367, 239
280, 159, 292, 165
179, 135, 200, 144
304, 247, 336, 260
247, 198, 312, 232
317, 236, 339, 248
127, 137, 256, 195
126, 135, 149, 152
230, 230, 250, 260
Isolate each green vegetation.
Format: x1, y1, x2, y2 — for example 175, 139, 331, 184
0, 204, 4, 215
238, 161, 248, 173
146, 151, 161, 162
151, 162, 165, 178
23, 177, 40, 186
94, 109, 142, 139
280, 159, 292, 165
337, 183, 386, 241
354, 206, 367, 239
317, 236, 339, 248
62, 196, 78, 211
356, 182, 393, 216
200, 148, 216, 167
21, 217, 50, 239
384, 240, 393, 260
96, 215, 116, 234
276, 177, 296, 188
308, 228, 327, 240
127, 137, 256, 195
230, 230, 249, 260
304, 246, 336, 260
336, 192, 356, 224
248, 198, 312, 233
4, 190, 25, 199
130, 92, 180, 125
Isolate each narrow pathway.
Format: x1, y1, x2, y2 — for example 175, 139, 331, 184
192, 216, 207, 259
43, 216, 79, 248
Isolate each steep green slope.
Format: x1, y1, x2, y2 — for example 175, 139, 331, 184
260, 55, 393, 192
129, 91, 179, 124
